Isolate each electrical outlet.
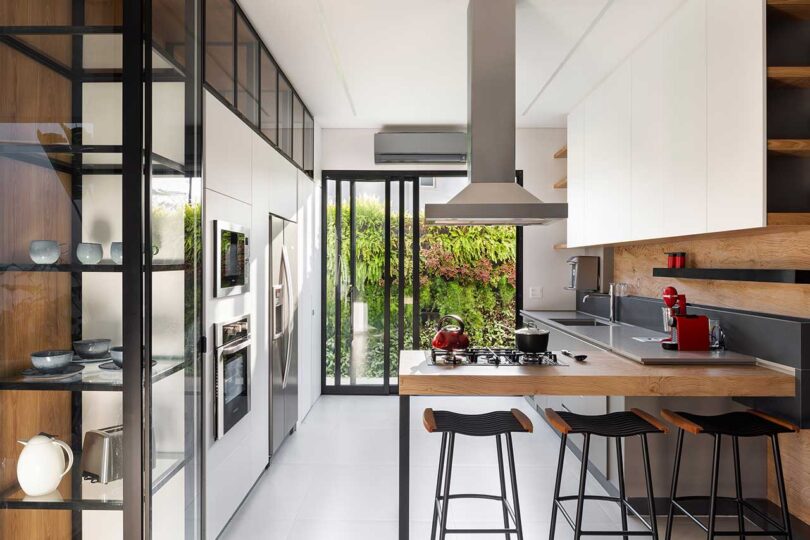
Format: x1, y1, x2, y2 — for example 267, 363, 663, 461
529, 287, 543, 299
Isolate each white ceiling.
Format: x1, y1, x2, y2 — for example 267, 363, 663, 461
239, 0, 684, 128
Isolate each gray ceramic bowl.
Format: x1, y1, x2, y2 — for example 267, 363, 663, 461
73, 338, 111, 359
31, 350, 74, 373
110, 346, 124, 367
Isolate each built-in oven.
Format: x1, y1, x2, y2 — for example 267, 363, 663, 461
214, 314, 251, 440
214, 220, 249, 297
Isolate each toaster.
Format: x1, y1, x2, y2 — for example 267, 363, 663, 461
81, 425, 124, 484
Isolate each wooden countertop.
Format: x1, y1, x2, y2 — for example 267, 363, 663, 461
398, 350, 795, 397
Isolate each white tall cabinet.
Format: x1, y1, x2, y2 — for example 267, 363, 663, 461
567, 0, 765, 247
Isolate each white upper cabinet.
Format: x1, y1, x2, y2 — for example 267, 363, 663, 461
254, 132, 298, 221
661, 0, 707, 237
566, 0, 764, 246
706, 0, 766, 232
205, 91, 253, 204
630, 29, 665, 241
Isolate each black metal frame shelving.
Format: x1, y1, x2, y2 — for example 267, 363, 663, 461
0, 0, 205, 538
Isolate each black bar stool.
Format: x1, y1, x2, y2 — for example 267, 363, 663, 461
661, 409, 799, 539
423, 408, 533, 539
545, 408, 669, 540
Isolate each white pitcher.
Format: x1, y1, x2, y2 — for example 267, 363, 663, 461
17, 434, 73, 496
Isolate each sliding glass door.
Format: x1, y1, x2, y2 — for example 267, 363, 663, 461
323, 176, 416, 393
322, 172, 522, 394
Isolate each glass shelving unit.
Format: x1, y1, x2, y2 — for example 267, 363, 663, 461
0, 1, 204, 538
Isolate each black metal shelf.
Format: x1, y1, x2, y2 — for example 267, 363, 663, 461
0, 450, 184, 511
653, 267, 810, 284
0, 358, 185, 392
0, 263, 186, 273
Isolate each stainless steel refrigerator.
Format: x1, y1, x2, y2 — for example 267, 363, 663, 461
270, 213, 298, 454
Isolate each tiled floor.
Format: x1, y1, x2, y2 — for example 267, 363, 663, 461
220, 395, 758, 539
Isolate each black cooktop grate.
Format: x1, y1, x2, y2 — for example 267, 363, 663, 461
426, 348, 567, 367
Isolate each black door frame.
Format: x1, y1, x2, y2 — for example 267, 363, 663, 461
321, 170, 524, 396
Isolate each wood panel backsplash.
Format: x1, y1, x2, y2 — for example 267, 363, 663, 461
613, 227, 810, 318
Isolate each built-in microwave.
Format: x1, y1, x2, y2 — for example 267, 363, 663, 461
214, 314, 251, 440
214, 220, 249, 297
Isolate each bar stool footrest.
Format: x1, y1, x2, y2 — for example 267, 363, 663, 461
671, 495, 792, 536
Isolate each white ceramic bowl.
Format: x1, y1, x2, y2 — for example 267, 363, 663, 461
110, 242, 123, 264
31, 350, 73, 373
110, 346, 124, 367
29, 240, 60, 264
76, 243, 103, 265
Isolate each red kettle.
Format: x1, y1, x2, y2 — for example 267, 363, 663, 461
431, 315, 470, 351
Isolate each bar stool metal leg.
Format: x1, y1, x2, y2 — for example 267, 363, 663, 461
505, 433, 524, 540
439, 433, 455, 540
771, 434, 793, 539
641, 434, 660, 540
496, 435, 511, 540
549, 433, 567, 540
665, 429, 684, 540
707, 435, 722, 540
732, 436, 746, 539
574, 434, 591, 540
616, 437, 629, 540
431, 433, 448, 540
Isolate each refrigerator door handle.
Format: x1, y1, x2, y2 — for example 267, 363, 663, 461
281, 245, 294, 389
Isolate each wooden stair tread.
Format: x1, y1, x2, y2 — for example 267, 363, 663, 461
553, 177, 568, 189
768, 139, 810, 157
553, 242, 569, 250
768, 67, 810, 88
767, 0, 810, 19
553, 146, 567, 159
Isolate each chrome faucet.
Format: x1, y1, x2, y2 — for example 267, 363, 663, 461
608, 283, 616, 323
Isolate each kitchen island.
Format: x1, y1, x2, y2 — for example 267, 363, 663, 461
396, 348, 795, 539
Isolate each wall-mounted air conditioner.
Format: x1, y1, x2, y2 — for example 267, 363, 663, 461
374, 132, 466, 163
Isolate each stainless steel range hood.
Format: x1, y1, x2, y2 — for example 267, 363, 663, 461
425, 0, 567, 226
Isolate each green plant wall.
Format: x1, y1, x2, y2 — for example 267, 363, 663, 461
325, 196, 516, 381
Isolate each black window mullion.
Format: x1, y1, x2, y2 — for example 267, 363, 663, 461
348, 181, 356, 386
396, 178, 406, 391
334, 180, 342, 387
232, 5, 237, 109
412, 178, 420, 352
383, 180, 391, 394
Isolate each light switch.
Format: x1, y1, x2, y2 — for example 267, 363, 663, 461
529, 287, 543, 299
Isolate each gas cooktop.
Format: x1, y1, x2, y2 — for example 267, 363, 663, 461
426, 348, 567, 367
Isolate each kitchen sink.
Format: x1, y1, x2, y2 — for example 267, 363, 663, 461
549, 318, 610, 327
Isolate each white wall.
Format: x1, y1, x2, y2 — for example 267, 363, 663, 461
321, 128, 595, 311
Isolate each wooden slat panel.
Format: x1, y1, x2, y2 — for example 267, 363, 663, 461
768, 139, 810, 157
768, 0, 810, 20
0, 0, 72, 67
613, 227, 810, 318
768, 66, 810, 88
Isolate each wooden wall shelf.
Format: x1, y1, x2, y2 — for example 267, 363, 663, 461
653, 267, 810, 284
553, 177, 568, 189
768, 67, 810, 88
767, 0, 810, 20
553, 146, 567, 159
768, 139, 810, 157
553, 243, 569, 250
0, 263, 186, 273
768, 212, 810, 225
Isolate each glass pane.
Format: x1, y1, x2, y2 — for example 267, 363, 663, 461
292, 94, 304, 167
205, 0, 234, 104
418, 177, 517, 349
260, 50, 278, 143
324, 180, 337, 385
278, 75, 293, 157
148, 0, 204, 536
236, 14, 259, 125
303, 110, 314, 175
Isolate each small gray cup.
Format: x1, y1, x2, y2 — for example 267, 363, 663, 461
29, 240, 60, 264
110, 242, 123, 264
76, 243, 103, 265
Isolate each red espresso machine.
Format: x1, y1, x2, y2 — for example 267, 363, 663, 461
661, 286, 710, 351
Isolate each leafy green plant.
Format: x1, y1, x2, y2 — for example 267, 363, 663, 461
325, 197, 516, 380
